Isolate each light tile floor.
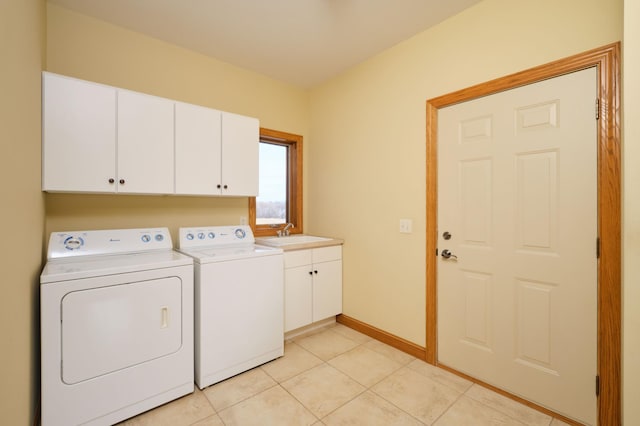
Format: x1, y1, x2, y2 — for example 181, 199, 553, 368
119, 324, 572, 426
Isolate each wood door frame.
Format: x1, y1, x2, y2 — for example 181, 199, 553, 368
426, 43, 621, 424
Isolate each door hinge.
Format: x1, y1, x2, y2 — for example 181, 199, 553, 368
595, 98, 600, 120
596, 375, 600, 396
596, 237, 600, 259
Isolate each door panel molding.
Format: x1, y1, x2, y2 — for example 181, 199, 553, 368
426, 43, 621, 424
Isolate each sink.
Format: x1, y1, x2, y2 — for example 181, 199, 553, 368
258, 235, 332, 246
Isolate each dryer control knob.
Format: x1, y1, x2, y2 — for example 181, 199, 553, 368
141, 234, 151, 243
197, 232, 205, 240
63, 236, 84, 251
186, 233, 194, 240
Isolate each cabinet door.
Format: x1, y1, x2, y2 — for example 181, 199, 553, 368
284, 265, 313, 332
175, 102, 222, 195
220, 112, 259, 196
312, 259, 343, 322
42, 72, 116, 192
117, 90, 174, 194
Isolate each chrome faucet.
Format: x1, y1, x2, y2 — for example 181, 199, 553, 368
277, 223, 294, 237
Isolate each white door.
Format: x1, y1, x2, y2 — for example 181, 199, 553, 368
42, 72, 117, 192
437, 68, 597, 425
221, 112, 259, 196
175, 102, 222, 195
117, 89, 175, 194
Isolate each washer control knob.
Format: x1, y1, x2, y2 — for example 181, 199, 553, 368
186, 233, 194, 240
141, 234, 151, 243
234, 228, 246, 239
208, 232, 215, 239
197, 232, 205, 240
155, 234, 164, 242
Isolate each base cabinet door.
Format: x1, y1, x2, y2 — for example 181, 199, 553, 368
284, 266, 313, 332
312, 259, 343, 322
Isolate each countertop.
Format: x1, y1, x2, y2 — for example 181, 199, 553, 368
255, 236, 344, 251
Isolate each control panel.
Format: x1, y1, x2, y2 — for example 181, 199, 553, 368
47, 228, 173, 259
178, 225, 254, 249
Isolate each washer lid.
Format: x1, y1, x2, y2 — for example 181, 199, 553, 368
41, 250, 193, 284
178, 244, 282, 263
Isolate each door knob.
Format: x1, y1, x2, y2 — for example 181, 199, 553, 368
441, 249, 458, 260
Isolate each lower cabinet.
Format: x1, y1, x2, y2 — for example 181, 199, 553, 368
284, 245, 342, 333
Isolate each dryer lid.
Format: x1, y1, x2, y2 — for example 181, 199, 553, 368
40, 250, 193, 284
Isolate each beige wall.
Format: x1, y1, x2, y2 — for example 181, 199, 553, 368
14, 0, 632, 422
44, 3, 310, 238
308, 0, 623, 347
623, 0, 639, 423
0, 0, 46, 424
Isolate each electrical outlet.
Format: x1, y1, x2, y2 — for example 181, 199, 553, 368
399, 219, 413, 234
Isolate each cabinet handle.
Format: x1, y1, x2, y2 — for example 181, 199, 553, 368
308, 271, 313, 275
119, 179, 125, 184
108, 178, 115, 184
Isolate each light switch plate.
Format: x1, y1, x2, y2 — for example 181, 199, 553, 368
399, 219, 413, 234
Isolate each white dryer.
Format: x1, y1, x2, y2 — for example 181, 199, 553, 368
178, 225, 284, 389
40, 228, 194, 426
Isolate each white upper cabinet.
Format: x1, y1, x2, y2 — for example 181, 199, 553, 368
175, 106, 259, 197
175, 102, 222, 196
42, 72, 259, 196
117, 89, 174, 194
42, 72, 117, 193
220, 112, 259, 196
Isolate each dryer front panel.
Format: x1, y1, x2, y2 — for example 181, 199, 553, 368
61, 276, 183, 384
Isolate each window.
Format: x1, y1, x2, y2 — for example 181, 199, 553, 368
249, 128, 302, 236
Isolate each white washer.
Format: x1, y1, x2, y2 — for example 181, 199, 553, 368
177, 225, 284, 389
40, 228, 194, 426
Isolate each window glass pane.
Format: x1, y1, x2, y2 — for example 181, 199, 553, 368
257, 142, 287, 225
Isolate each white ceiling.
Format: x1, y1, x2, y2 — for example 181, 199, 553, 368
48, 0, 483, 88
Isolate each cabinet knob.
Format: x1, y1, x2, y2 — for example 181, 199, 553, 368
108, 178, 115, 184
308, 271, 313, 276
314, 270, 318, 274
217, 184, 221, 189
223, 184, 228, 189
119, 179, 125, 184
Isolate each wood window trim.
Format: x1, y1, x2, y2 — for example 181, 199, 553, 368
425, 43, 621, 425
249, 127, 303, 237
